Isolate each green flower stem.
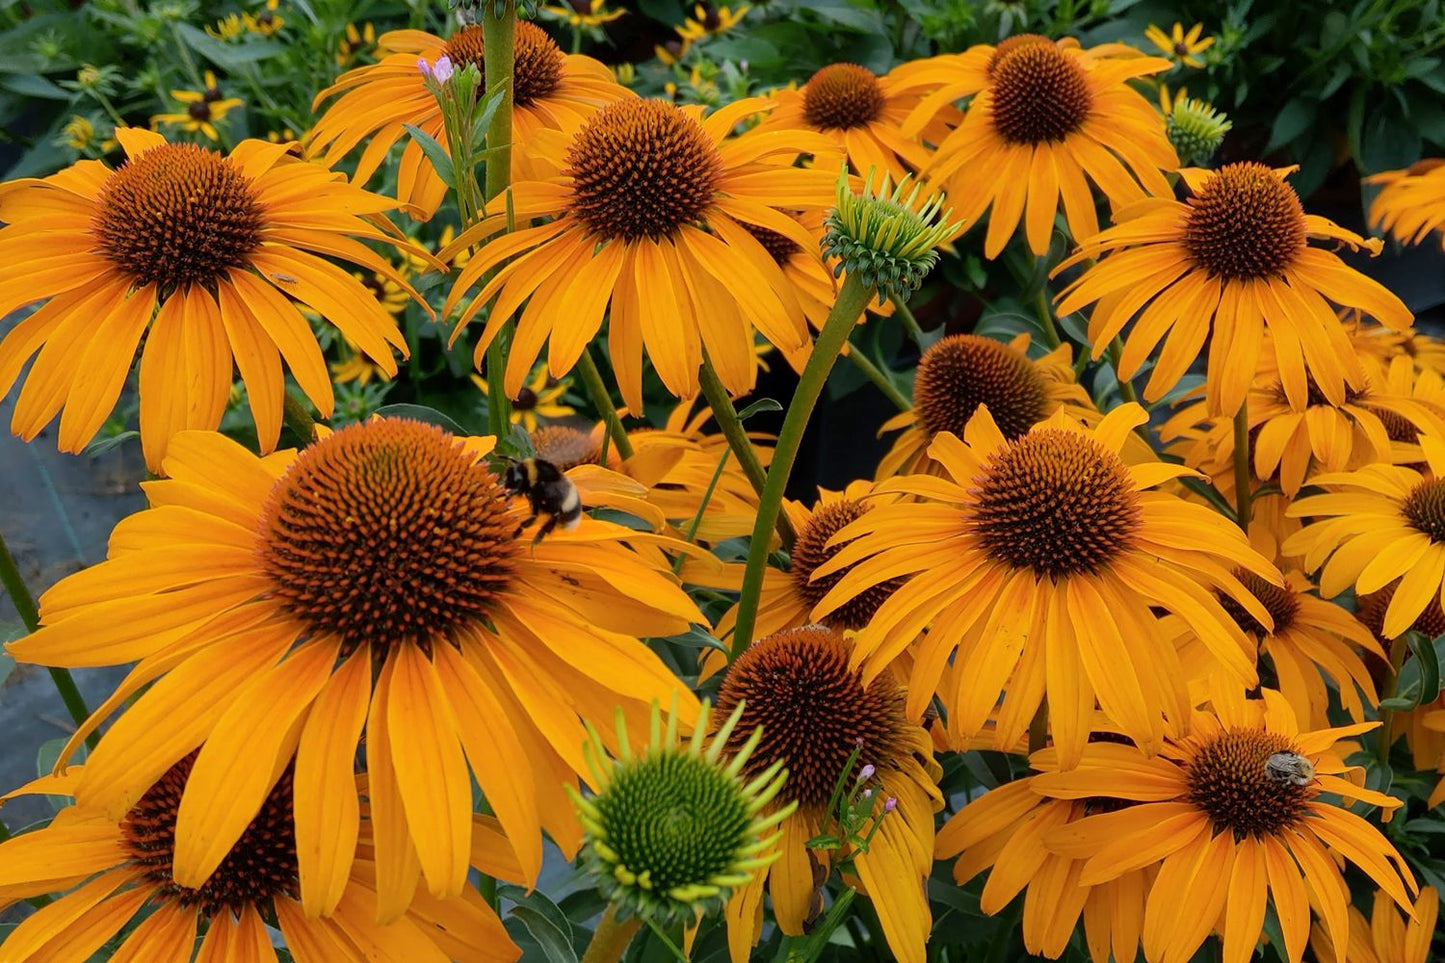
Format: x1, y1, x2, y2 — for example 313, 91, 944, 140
577, 347, 634, 459
1105, 338, 1141, 406
1376, 634, 1411, 764
891, 298, 927, 348
731, 273, 876, 658
282, 388, 319, 445
843, 347, 910, 412
1232, 401, 1252, 532
1033, 287, 1062, 349
0, 529, 96, 750
581, 904, 643, 963
695, 357, 796, 546
482, 1, 516, 439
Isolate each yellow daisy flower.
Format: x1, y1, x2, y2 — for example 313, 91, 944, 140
4, 421, 702, 918
877, 332, 1095, 478
244, 0, 283, 36
337, 21, 377, 66
1284, 437, 1445, 639
472, 362, 574, 432
716, 626, 942, 963
1345, 311, 1445, 373
1144, 22, 1215, 69
0, 762, 519, 962
544, 0, 626, 28
1055, 163, 1412, 417
808, 403, 1281, 767
908, 37, 1177, 257
0, 127, 421, 470
1031, 690, 1415, 963
440, 97, 838, 410
151, 70, 244, 142
1310, 886, 1438, 963
307, 21, 632, 221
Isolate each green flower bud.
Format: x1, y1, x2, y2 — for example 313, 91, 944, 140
821, 167, 962, 303
1167, 96, 1232, 167
568, 699, 794, 927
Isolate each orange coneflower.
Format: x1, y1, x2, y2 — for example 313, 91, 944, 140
1310, 885, 1439, 963
307, 21, 631, 220
902, 36, 1177, 257
1055, 163, 1413, 416
808, 403, 1281, 766
439, 97, 838, 410
1032, 690, 1416, 963
0, 127, 422, 469
0, 761, 520, 962
5, 420, 702, 920
1367, 157, 1445, 250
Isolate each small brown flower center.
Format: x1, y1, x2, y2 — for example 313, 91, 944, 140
989, 43, 1093, 144
986, 34, 1052, 79
1357, 579, 1445, 641
914, 334, 1051, 440
532, 424, 609, 471
1268, 374, 1366, 410
1404, 478, 1445, 544
715, 626, 911, 810
1218, 568, 1298, 638
790, 499, 904, 631
970, 428, 1142, 578
567, 99, 722, 241
1183, 162, 1307, 282
801, 64, 885, 130
256, 419, 521, 658
123, 752, 298, 917
94, 143, 264, 294
741, 223, 801, 266
1186, 728, 1313, 838
443, 22, 565, 107
1373, 406, 1421, 445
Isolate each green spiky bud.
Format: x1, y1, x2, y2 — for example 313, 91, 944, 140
567, 699, 794, 927
821, 167, 962, 304
1166, 96, 1232, 167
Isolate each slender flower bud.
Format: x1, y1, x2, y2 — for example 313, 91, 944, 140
1165, 94, 1232, 167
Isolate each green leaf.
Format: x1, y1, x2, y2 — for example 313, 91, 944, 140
85, 430, 139, 457
403, 123, 456, 190
374, 403, 469, 435
0, 73, 70, 99
470, 78, 511, 152
736, 398, 783, 421
1412, 630, 1444, 705
175, 23, 282, 69
1266, 97, 1316, 153
508, 905, 578, 963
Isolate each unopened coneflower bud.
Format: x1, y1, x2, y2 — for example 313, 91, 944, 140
1166, 95, 1232, 167
821, 167, 961, 304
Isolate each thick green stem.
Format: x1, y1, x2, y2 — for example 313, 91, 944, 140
577, 347, 634, 459
282, 388, 319, 445
1105, 338, 1140, 406
580, 904, 643, 963
1033, 287, 1062, 349
0, 529, 96, 750
891, 297, 927, 348
731, 274, 876, 657
1232, 401, 1252, 533
844, 347, 910, 412
482, 2, 516, 438
695, 357, 795, 547
1376, 635, 1410, 763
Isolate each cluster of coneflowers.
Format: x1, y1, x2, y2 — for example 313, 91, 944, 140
1, 5, 1445, 963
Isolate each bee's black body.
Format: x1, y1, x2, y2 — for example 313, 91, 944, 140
502, 457, 583, 545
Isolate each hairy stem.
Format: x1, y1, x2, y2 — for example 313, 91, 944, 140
482, 2, 516, 438
577, 347, 635, 459
844, 346, 911, 412
1232, 402, 1252, 532
580, 904, 643, 963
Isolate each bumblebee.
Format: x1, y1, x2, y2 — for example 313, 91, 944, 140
502, 457, 583, 544
1264, 751, 1315, 787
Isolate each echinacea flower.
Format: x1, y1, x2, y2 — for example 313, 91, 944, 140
0, 759, 519, 962
0, 127, 421, 469
440, 97, 838, 410
308, 22, 631, 220
570, 698, 792, 926
905, 37, 1177, 257
810, 403, 1281, 766
1055, 163, 1413, 416
876, 332, 1095, 478
1032, 690, 1416, 963
1145, 22, 1215, 69
936, 776, 1149, 963
1367, 158, 1445, 249
1310, 885, 1438, 963
5, 420, 702, 919
1284, 438, 1445, 639
716, 626, 943, 963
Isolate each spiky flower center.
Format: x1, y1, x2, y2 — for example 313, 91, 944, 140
985, 34, 1051, 79
123, 753, 297, 917
716, 626, 909, 809
567, 99, 721, 241
802, 64, 885, 130
94, 143, 264, 294
1404, 479, 1445, 544
1218, 569, 1299, 638
256, 419, 521, 658
914, 334, 1051, 440
592, 751, 752, 896
989, 43, 1093, 144
1357, 580, 1445, 641
442, 22, 565, 107
1268, 374, 1366, 410
1183, 162, 1307, 281
742, 223, 801, 266
531, 424, 609, 471
1186, 728, 1313, 838
790, 500, 903, 631
970, 428, 1142, 578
